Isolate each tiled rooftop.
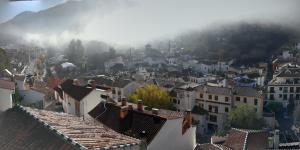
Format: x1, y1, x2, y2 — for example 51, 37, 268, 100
89, 101, 184, 144
116, 101, 184, 120
60, 79, 93, 101
0, 107, 74, 150
0, 79, 15, 90
23, 106, 141, 149
234, 87, 263, 98
197, 85, 231, 96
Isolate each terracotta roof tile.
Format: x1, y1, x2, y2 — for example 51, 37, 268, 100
0, 107, 74, 150
24, 106, 140, 149
224, 129, 247, 150
0, 79, 15, 90
194, 144, 221, 150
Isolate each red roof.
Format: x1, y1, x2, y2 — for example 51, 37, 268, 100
0, 80, 15, 90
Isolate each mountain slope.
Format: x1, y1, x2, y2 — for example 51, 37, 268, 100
173, 22, 299, 64
0, 0, 119, 44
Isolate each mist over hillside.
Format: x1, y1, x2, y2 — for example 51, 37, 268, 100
168, 22, 299, 64
0, 0, 126, 47
0, 0, 299, 62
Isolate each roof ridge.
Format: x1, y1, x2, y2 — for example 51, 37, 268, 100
232, 128, 267, 133
243, 132, 248, 150
16, 105, 140, 150
16, 105, 89, 150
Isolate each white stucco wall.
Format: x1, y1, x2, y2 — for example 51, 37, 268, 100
147, 118, 196, 150
81, 90, 107, 118
0, 88, 13, 111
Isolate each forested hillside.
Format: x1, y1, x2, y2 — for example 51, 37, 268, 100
174, 23, 299, 64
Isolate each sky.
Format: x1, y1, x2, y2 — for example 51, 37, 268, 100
0, 0, 300, 46
80, 0, 300, 45
0, 0, 65, 23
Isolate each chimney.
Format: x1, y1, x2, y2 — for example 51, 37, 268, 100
274, 129, 280, 149
128, 104, 133, 111
185, 109, 192, 127
73, 79, 80, 86
137, 100, 143, 111
121, 98, 127, 106
182, 109, 192, 135
88, 79, 96, 89
120, 107, 128, 119
152, 108, 159, 115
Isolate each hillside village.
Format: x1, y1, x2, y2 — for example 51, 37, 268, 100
0, 0, 300, 149
1, 42, 300, 150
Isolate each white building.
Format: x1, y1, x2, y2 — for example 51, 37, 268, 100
89, 100, 197, 150
282, 51, 293, 59
104, 56, 125, 73
193, 61, 229, 74
195, 85, 264, 131
57, 79, 109, 118
267, 64, 300, 108
0, 80, 15, 111
133, 67, 151, 81
189, 75, 216, 84
90, 76, 141, 101
170, 83, 200, 112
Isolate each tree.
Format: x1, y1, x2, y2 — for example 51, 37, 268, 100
65, 39, 85, 66
128, 84, 172, 109
228, 104, 264, 129
293, 104, 300, 126
0, 48, 11, 76
266, 102, 283, 114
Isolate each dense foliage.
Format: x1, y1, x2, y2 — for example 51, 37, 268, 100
228, 104, 264, 129
0, 48, 11, 76
128, 84, 172, 109
174, 23, 298, 65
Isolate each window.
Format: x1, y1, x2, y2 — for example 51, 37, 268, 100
254, 99, 258, 105
209, 105, 212, 112
269, 94, 274, 100
269, 87, 275, 93
290, 94, 294, 100
243, 97, 247, 103
209, 95, 212, 100
283, 94, 287, 100
209, 115, 217, 122
283, 87, 288, 93
200, 93, 203, 98
177, 100, 180, 104
279, 94, 282, 98
178, 92, 184, 98
172, 99, 177, 104
225, 107, 229, 112
112, 88, 116, 94
215, 107, 218, 113
297, 87, 300, 93
279, 87, 283, 91
290, 87, 294, 93
296, 94, 300, 100
200, 104, 204, 108
236, 97, 240, 101
225, 97, 229, 102
214, 96, 218, 100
